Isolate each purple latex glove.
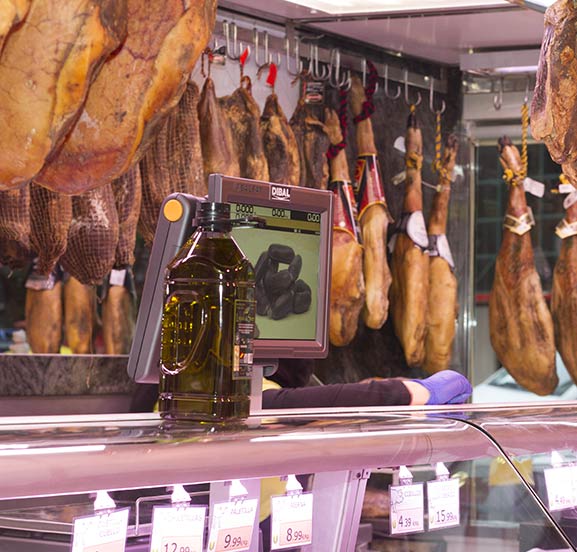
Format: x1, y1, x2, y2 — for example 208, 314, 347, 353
414, 370, 472, 405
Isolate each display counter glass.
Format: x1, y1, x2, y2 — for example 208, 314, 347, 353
0, 408, 571, 551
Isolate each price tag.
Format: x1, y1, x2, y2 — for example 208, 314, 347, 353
270, 492, 313, 550
149, 505, 206, 552
109, 269, 127, 287
207, 498, 257, 552
523, 177, 545, 198
71, 508, 129, 552
389, 483, 424, 535
427, 478, 460, 530
544, 466, 577, 511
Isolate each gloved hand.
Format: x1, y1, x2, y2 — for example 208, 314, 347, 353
414, 370, 472, 405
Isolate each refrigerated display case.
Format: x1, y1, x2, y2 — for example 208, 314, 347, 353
0, 407, 575, 551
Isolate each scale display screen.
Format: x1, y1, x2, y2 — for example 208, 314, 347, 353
230, 202, 321, 342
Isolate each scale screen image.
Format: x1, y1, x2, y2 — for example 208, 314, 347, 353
230, 202, 321, 341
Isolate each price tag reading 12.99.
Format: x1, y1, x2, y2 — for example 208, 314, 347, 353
270, 492, 313, 550
427, 478, 460, 530
389, 483, 425, 535
207, 498, 257, 552
149, 505, 207, 552
71, 508, 130, 552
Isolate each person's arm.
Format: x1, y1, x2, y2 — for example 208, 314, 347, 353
262, 370, 471, 409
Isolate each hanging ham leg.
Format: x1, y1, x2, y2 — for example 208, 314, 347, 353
350, 75, 392, 329
551, 163, 577, 384
325, 108, 365, 346
424, 135, 459, 374
198, 77, 240, 186
390, 112, 429, 367
489, 137, 557, 395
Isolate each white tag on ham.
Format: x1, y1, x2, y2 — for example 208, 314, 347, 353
559, 183, 575, 194
523, 177, 545, 198
564, 191, 577, 210
434, 234, 455, 269
407, 210, 429, 250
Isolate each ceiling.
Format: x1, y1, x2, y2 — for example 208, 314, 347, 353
221, 0, 547, 67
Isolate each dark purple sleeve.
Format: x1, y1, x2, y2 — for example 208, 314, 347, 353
262, 379, 411, 409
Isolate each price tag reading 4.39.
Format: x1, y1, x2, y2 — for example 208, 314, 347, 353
270, 492, 313, 550
427, 478, 460, 530
71, 508, 129, 552
544, 466, 577, 511
207, 498, 257, 552
149, 505, 206, 552
389, 484, 424, 535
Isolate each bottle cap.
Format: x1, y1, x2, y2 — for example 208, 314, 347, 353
197, 201, 231, 225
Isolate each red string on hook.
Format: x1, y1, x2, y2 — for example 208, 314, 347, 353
266, 62, 278, 89
353, 60, 378, 124
327, 87, 348, 160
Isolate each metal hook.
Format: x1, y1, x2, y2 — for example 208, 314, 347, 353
223, 21, 242, 61
361, 58, 379, 94
493, 77, 503, 111
523, 75, 530, 105
428, 77, 446, 114
254, 29, 281, 72
383, 65, 401, 100
285, 36, 303, 77
309, 44, 329, 81
328, 49, 350, 89
403, 69, 422, 107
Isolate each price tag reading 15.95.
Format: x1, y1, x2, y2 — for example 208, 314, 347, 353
71, 508, 130, 552
207, 498, 258, 552
427, 478, 460, 530
149, 505, 207, 552
270, 492, 313, 550
389, 483, 425, 536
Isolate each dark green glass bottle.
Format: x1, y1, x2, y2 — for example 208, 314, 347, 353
159, 201, 255, 422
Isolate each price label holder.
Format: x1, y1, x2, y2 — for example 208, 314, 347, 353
270, 475, 313, 550
427, 463, 460, 531
149, 485, 207, 552
389, 466, 425, 536
544, 452, 577, 512
71, 491, 129, 552
207, 494, 257, 552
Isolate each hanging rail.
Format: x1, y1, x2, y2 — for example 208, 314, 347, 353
216, 17, 448, 95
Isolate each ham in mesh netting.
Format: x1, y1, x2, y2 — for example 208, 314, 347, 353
113, 163, 142, 268
139, 81, 205, 247
29, 183, 72, 275
0, 186, 30, 269
60, 183, 119, 285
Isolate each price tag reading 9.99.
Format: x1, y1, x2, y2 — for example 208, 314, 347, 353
207, 498, 257, 552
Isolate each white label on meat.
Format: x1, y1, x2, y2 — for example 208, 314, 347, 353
435, 234, 455, 269
523, 178, 545, 198
544, 466, 577, 511
564, 192, 577, 210
407, 211, 429, 249
109, 269, 127, 287
559, 183, 575, 194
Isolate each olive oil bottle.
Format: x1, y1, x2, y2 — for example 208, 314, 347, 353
159, 201, 255, 422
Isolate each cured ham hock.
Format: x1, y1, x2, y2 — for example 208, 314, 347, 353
390, 111, 429, 367
489, 137, 557, 395
424, 135, 459, 374
325, 108, 365, 346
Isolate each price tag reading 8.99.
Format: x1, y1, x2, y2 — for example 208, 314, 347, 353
270, 493, 313, 550
207, 498, 257, 552
389, 483, 425, 536
427, 478, 460, 530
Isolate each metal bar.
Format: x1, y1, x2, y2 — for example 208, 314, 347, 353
214, 13, 448, 94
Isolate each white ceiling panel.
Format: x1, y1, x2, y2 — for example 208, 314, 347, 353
309, 9, 545, 64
